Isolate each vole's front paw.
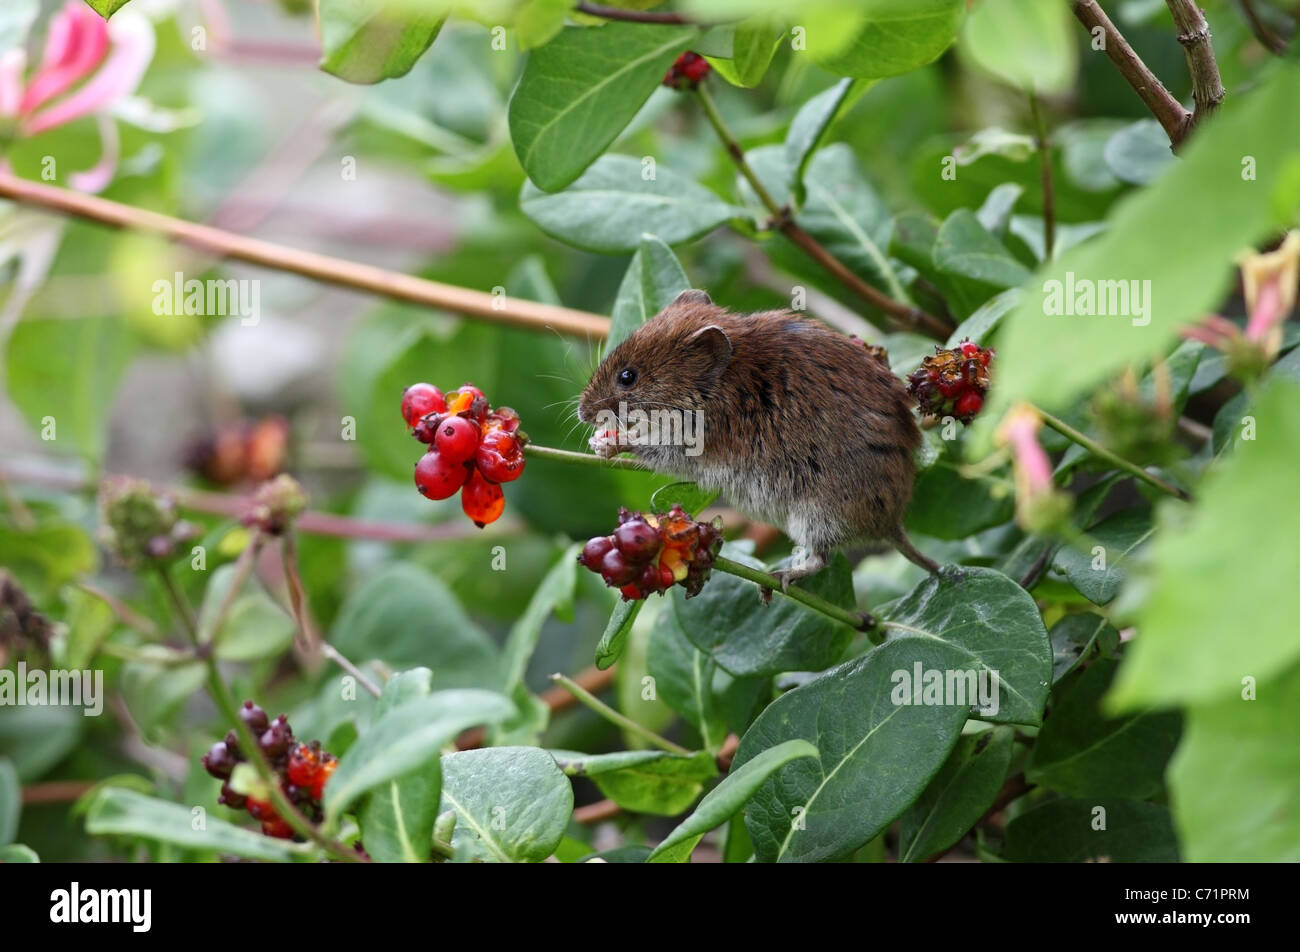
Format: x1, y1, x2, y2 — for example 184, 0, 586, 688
589, 429, 621, 459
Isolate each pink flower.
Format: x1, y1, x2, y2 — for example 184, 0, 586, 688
0, 2, 156, 192
996, 404, 1072, 533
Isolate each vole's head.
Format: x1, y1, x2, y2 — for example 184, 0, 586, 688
579, 290, 734, 425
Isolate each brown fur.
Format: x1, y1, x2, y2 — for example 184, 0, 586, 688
579, 290, 939, 576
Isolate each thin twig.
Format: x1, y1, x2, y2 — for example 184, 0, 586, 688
1238, 0, 1290, 53
1037, 408, 1193, 501
549, 673, 690, 754
1071, 1, 1192, 145
712, 555, 879, 635
0, 173, 610, 340
692, 86, 953, 341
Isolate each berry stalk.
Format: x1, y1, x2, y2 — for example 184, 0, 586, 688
712, 556, 880, 637
548, 673, 690, 754
521, 442, 648, 471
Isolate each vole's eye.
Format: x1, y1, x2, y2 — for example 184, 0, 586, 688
617, 367, 637, 388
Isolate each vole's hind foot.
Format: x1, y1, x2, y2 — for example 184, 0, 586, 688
890, 529, 941, 574
771, 551, 827, 592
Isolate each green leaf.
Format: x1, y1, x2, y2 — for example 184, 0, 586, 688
197, 564, 296, 662
647, 739, 818, 863
1111, 378, 1300, 710
1104, 119, 1176, 186
880, 567, 1051, 726
1001, 797, 1179, 862
0, 758, 18, 846
324, 689, 513, 819
359, 669, 440, 863
4, 317, 137, 464
86, 788, 301, 862
439, 747, 574, 862
979, 65, 1300, 430
0, 844, 38, 862
960, 0, 1076, 95
673, 547, 856, 678
898, 726, 1014, 862
595, 599, 643, 670
605, 235, 692, 357
1049, 611, 1119, 684
1052, 507, 1153, 606
509, 21, 697, 191
83, 0, 132, 17
905, 447, 1015, 541
0, 705, 83, 782
934, 209, 1033, 292
331, 563, 501, 689
785, 79, 859, 195
1168, 661, 1300, 861
514, 0, 572, 50
555, 748, 717, 816
647, 605, 731, 751
120, 660, 207, 737
649, 481, 719, 517
711, 19, 782, 87
520, 155, 741, 254
812, 0, 965, 80
318, 0, 445, 84
0, 522, 97, 602
735, 638, 970, 862
502, 544, 579, 693
1028, 660, 1180, 800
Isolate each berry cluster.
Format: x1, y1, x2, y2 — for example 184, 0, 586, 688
401, 382, 526, 528
201, 701, 337, 839
663, 51, 710, 89
906, 340, 994, 424
578, 505, 723, 601
98, 478, 199, 567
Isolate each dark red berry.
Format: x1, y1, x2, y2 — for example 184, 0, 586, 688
620, 583, 642, 600
218, 783, 246, 809
259, 716, 293, 758
600, 549, 638, 587
415, 450, 468, 500
401, 383, 445, 428
412, 413, 443, 444
435, 415, 480, 464
262, 815, 295, 839
202, 741, 236, 779
224, 729, 242, 754
613, 519, 660, 561
664, 51, 710, 89
580, 536, 614, 568
286, 742, 319, 788
960, 341, 980, 358
239, 700, 269, 733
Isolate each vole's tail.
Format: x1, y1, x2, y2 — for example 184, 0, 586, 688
890, 527, 940, 574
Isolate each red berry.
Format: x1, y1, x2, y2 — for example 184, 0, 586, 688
937, 376, 964, 399
401, 383, 445, 428
246, 797, 274, 821
286, 743, 319, 788
664, 51, 710, 89
659, 565, 676, 589
415, 450, 468, 500
954, 391, 984, 419
218, 783, 246, 809
476, 430, 524, 483
600, 549, 637, 587
614, 519, 660, 561
620, 584, 643, 601
261, 816, 295, 839
638, 563, 661, 593
461, 469, 505, 528
960, 341, 980, 358
580, 536, 614, 568
436, 415, 480, 464
485, 407, 520, 434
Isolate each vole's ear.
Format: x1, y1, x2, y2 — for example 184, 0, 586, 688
686, 324, 733, 382
673, 289, 712, 307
